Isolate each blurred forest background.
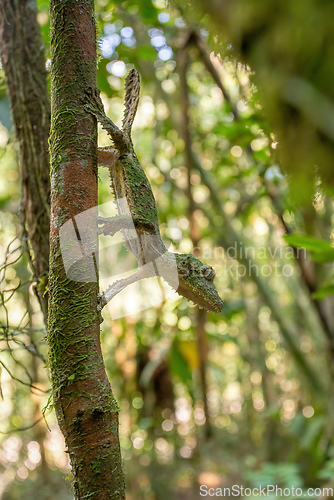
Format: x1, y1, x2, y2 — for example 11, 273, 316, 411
0, 0, 334, 498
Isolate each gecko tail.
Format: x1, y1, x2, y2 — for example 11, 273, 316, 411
122, 68, 140, 136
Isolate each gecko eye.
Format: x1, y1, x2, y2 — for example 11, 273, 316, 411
201, 266, 215, 281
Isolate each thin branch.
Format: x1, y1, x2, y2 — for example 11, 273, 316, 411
179, 36, 212, 436
0, 417, 44, 434
268, 187, 334, 345
193, 155, 325, 396
190, 31, 239, 120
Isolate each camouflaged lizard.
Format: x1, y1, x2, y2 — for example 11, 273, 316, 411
85, 69, 223, 313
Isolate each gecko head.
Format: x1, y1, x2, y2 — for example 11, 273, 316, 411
174, 253, 223, 313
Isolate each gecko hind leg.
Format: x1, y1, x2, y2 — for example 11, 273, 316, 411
99, 265, 156, 309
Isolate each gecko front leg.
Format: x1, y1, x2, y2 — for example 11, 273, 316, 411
97, 215, 135, 237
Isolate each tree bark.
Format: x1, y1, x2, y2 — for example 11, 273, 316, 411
0, 0, 50, 323
48, 1, 125, 498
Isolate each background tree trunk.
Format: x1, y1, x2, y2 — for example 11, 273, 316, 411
0, 0, 50, 323
48, 1, 125, 498
0, 0, 51, 482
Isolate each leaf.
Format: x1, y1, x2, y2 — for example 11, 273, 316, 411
178, 340, 199, 370
169, 348, 192, 383
284, 234, 332, 252
313, 284, 334, 299
97, 72, 114, 97
318, 459, 334, 480
137, 45, 157, 61
284, 234, 334, 262
311, 251, 334, 263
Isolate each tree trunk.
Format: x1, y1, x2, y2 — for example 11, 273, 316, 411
48, 1, 125, 498
0, 0, 50, 323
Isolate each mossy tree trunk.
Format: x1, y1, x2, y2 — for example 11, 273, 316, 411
0, 0, 50, 322
48, 1, 125, 498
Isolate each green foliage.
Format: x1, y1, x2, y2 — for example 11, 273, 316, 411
318, 458, 334, 481
244, 462, 304, 496
185, 0, 334, 205
2, 471, 73, 500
